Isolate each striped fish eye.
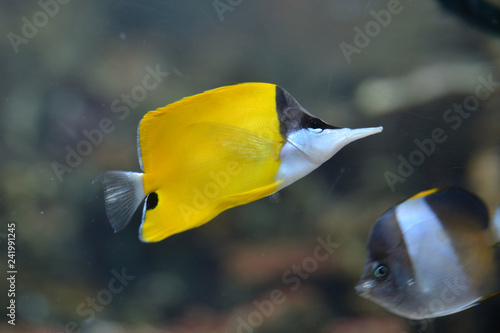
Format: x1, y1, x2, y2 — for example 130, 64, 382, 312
373, 264, 389, 280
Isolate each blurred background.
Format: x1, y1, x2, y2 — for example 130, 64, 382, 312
2, 0, 500, 332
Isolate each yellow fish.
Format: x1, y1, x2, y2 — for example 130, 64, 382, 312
99, 83, 383, 242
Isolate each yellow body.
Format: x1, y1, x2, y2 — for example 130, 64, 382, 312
138, 83, 284, 242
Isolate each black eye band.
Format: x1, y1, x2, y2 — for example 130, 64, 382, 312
307, 118, 324, 129
303, 117, 338, 131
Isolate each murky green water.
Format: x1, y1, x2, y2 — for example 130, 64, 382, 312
2, 1, 500, 332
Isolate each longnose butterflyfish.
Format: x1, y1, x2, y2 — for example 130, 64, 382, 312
99, 83, 383, 242
356, 187, 500, 320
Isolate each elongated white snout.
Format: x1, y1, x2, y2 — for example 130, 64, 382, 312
346, 126, 384, 140
276, 125, 383, 189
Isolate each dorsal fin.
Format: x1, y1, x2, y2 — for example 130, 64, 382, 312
137, 83, 279, 174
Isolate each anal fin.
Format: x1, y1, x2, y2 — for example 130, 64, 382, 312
138, 181, 282, 243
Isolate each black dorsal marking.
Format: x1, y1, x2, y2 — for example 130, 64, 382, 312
275, 86, 338, 138
146, 192, 159, 210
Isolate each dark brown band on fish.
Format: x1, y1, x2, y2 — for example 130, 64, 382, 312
425, 188, 489, 231
275, 86, 339, 139
424, 187, 492, 281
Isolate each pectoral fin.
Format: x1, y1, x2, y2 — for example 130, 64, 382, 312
191, 122, 283, 162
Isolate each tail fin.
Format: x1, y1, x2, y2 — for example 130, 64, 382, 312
97, 171, 145, 232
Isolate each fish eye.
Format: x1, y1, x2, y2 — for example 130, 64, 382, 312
373, 264, 389, 280
307, 118, 324, 133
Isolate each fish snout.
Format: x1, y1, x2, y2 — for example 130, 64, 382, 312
346, 126, 383, 140
355, 280, 374, 297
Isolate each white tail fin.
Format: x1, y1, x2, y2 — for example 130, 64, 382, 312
97, 171, 145, 232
